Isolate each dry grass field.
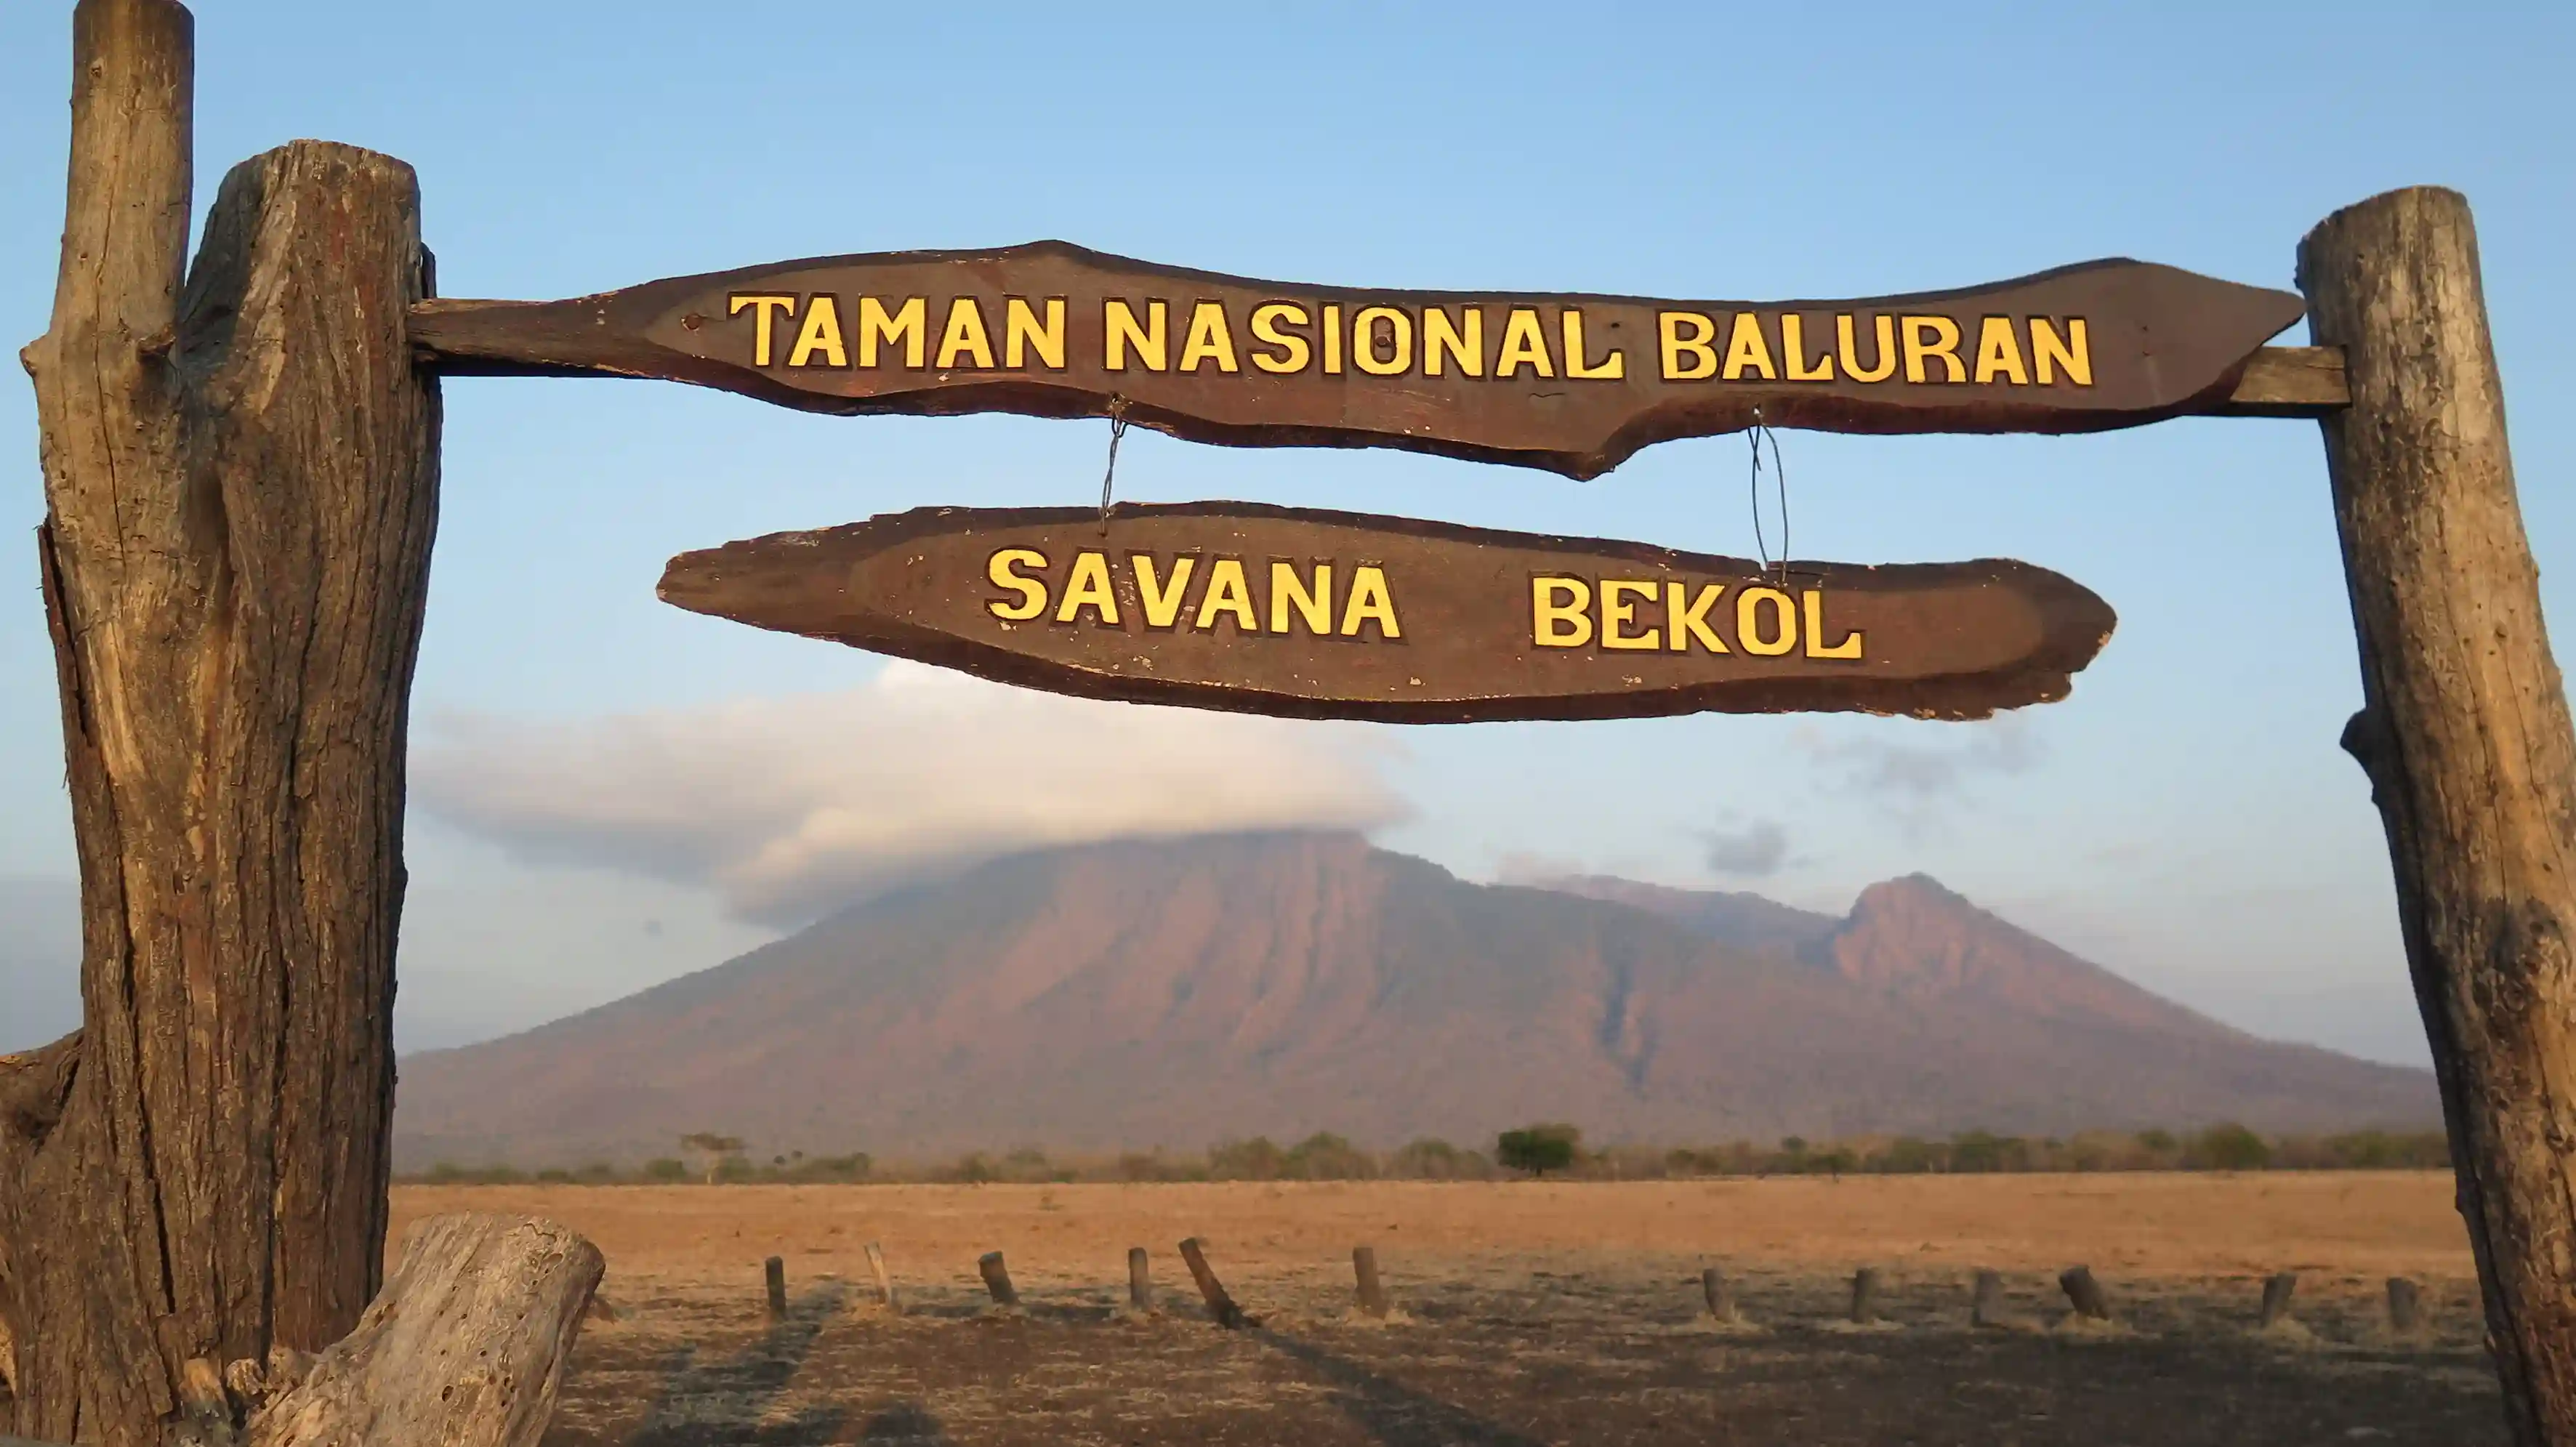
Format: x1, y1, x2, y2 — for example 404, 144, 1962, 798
393, 1174, 2504, 1446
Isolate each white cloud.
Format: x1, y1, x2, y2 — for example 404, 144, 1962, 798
1792, 717, 2042, 833
1700, 818, 1791, 877
412, 663, 1409, 927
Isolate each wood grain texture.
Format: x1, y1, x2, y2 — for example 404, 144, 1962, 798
411, 244, 2309, 476
659, 504, 2117, 724
243, 1214, 603, 1447
2301, 185, 2576, 1446
3, 5, 439, 1441
2221, 345, 2348, 414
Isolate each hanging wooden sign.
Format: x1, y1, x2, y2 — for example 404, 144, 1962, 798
416, 243, 2307, 478
658, 503, 2116, 723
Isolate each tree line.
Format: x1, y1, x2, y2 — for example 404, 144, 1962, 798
399, 1121, 2447, 1186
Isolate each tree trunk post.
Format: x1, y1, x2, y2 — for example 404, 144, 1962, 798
3, 2, 439, 1441
2259, 1272, 2299, 1331
1351, 1246, 1388, 1318
977, 1252, 1018, 1308
2389, 1277, 2425, 1337
1848, 1267, 1882, 1325
763, 1257, 787, 1320
2300, 185, 2576, 1445
1175, 1238, 1246, 1329
2059, 1266, 2111, 1322
1970, 1269, 2008, 1329
864, 1242, 898, 1314
1701, 1267, 1739, 1325
1127, 1248, 1151, 1312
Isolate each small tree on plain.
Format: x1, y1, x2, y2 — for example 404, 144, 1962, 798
679, 1132, 746, 1185
1497, 1124, 1582, 1177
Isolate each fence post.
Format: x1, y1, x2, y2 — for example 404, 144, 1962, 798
1353, 1246, 1389, 1318
978, 1251, 1019, 1307
1177, 1238, 1247, 1329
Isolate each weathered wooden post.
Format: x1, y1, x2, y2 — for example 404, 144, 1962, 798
1176, 1238, 1247, 1329
1352, 1246, 1389, 1318
978, 1251, 1020, 1308
1127, 1248, 1153, 1312
764, 1257, 788, 1319
2259, 1273, 2300, 1331
2300, 186, 2576, 1444
1848, 1267, 1883, 1325
1970, 1270, 2007, 1329
2388, 1277, 2426, 1337
0, 3, 616, 1443
864, 1242, 899, 1313
2059, 1266, 2111, 1323
1701, 1267, 1739, 1325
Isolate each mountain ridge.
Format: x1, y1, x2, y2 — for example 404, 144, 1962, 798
392, 832, 2436, 1166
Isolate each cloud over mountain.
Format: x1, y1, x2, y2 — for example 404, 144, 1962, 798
413, 663, 1407, 926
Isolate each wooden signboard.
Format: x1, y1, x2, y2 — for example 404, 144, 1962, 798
659, 504, 2116, 723
417, 243, 2306, 478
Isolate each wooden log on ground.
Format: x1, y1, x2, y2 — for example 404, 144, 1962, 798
2389, 1277, 2424, 1335
1971, 1270, 2006, 1329
978, 1251, 1019, 1307
2059, 1266, 2112, 1322
764, 1257, 787, 1319
1352, 1246, 1389, 1318
2301, 185, 2576, 1446
865, 1241, 898, 1313
1848, 1267, 1882, 1325
1176, 1238, 1247, 1329
1701, 1267, 1739, 1324
242, 1213, 604, 1447
1127, 1248, 1152, 1311
2260, 1272, 2300, 1330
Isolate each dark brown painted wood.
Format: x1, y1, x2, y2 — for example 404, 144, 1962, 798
2302, 185, 2576, 1447
4, 5, 437, 1441
659, 503, 2115, 725
413, 243, 2307, 477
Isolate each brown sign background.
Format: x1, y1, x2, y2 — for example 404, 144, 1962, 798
417, 243, 2305, 479
658, 504, 2117, 723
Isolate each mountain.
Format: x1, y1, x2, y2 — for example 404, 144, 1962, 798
390, 833, 2437, 1167
0, 876, 82, 1054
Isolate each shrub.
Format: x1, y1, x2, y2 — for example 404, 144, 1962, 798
1497, 1124, 1582, 1177
1390, 1138, 1489, 1180
1208, 1137, 1289, 1181
641, 1157, 688, 1182
1287, 1132, 1375, 1180
2191, 1123, 2272, 1172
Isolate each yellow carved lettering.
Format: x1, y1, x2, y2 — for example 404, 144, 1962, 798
1564, 309, 1625, 379
986, 548, 1048, 621
1532, 577, 1592, 647
2034, 318, 2092, 386
1660, 311, 1718, 381
858, 296, 926, 368
1721, 313, 1777, 381
1194, 558, 1257, 632
1055, 550, 1120, 625
1005, 297, 1066, 369
1783, 314, 1835, 382
1425, 307, 1484, 377
1106, 299, 1168, 372
1180, 301, 1240, 373
1737, 586, 1798, 656
1249, 302, 1311, 374
1497, 308, 1555, 379
1803, 590, 1864, 659
1132, 555, 1196, 629
1341, 565, 1401, 639
1837, 313, 1897, 382
935, 297, 994, 369
730, 293, 798, 367
1271, 561, 1333, 634
1901, 315, 1965, 384
1667, 581, 1728, 653
787, 294, 848, 368
1601, 580, 1659, 650
1972, 316, 2028, 385
1353, 306, 1412, 376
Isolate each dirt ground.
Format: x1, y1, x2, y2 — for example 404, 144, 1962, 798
393, 1174, 2505, 1446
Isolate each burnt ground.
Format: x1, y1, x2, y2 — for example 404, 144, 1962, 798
542, 1264, 2504, 1447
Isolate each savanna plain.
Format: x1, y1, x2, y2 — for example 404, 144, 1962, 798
395, 1172, 2503, 1446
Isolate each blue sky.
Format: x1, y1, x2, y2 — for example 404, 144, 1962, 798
3, 1, 2570, 1060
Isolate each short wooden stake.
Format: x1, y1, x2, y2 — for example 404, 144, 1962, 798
1702, 1267, 1739, 1323
1353, 1246, 1389, 1317
2059, 1265, 2111, 1322
1128, 1246, 1153, 1310
978, 1250, 1020, 1307
2260, 1271, 2299, 1329
1971, 1269, 2006, 1328
865, 1240, 899, 1313
2388, 1276, 2424, 1335
765, 1255, 788, 1319
1849, 1266, 1883, 1325
1178, 1236, 1247, 1329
